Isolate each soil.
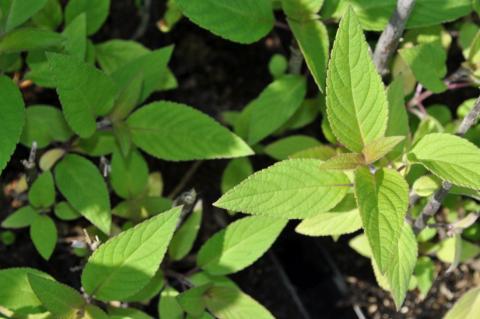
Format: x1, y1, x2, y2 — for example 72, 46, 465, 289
0, 1, 479, 319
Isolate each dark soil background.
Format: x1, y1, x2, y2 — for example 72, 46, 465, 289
1, 1, 479, 319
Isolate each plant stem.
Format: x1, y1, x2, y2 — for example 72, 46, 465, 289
412, 95, 480, 234
373, 0, 416, 76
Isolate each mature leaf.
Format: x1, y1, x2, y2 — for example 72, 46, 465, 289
362, 136, 405, 164
1, 206, 38, 228
110, 73, 144, 122
30, 214, 57, 260
197, 216, 286, 275
354, 167, 408, 272
0, 28, 63, 53
54, 202, 81, 221
0, 75, 25, 174
215, 159, 350, 218
65, 0, 110, 35
221, 158, 253, 194
176, 0, 274, 44
81, 207, 180, 301
326, 7, 388, 152
408, 133, 480, 189
75, 130, 116, 156
264, 135, 320, 160
127, 101, 253, 161
177, 285, 210, 317
413, 175, 441, 197
0, 267, 51, 311
124, 269, 164, 302
20, 105, 73, 148
28, 274, 85, 317
399, 42, 447, 93
288, 18, 329, 91
281, 98, 321, 131
32, 0, 63, 30
63, 13, 87, 60
319, 153, 365, 170
158, 287, 184, 319
444, 286, 480, 319
385, 77, 409, 160
109, 307, 153, 319
435, 237, 480, 264
290, 145, 336, 159
110, 149, 148, 199
95, 39, 149, 74
28, 171, 55, 208
205, 286, 274, 319
2, 0, 49, 32
295, 194, 362, 236
282, 0, 324, 19
47, 53, 117, 138
169, 201, 203, 261
55, 154, 111, 234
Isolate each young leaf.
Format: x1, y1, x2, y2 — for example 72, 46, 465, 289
30, 214, 57, 260
264, 135, 320, 160
63, 13, 87, 60
28, 274, 85, 317
158, 287, 184, 319
215, 159, 350, 219
1, 206, 38, 229
2, 0, 49, 32
221, 158, 253, 194
326, 7, 388, 152
385, 77, 409, 160
47, 53, 117, 138
20, 105, 73, 148
282, 0, 324, 19
197, 216, 286, 275
354, 167, 408, 273
55, 154, 111, 234
65, 0, 110, 35
28, 171, 55, 208
54, 202, 81, 221
127, 101, 253, 161
95, 39, 149, 74
110, 149, 149, 199
319, 153, 365, 170
408, 133, 480, 189
0, 28, 64, 53
204, 286, 274, 319
268, 54, 287, 79
169, 201, 203, 261
444, 286, 480, 319
81, 207, 180, 301
362, 136, 405, 164
0, 76, 25, 174
176, 0, 274, 44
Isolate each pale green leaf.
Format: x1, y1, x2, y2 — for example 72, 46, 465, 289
264, 135, 320, 160
0, 75, 25, 174
354, 167, 408, 272
110, 149, 148, 199
349, 233, 371, 258
39, 148, 65, 172
290, 145, 336, 160
158, 287, 184, 319
282, 0, 324, 19
28, 171, 55, 208
385, 77, 409, 160
414, 256, 436, 298
81, 207, 180, 301
408, 133, 480, 189
413, 175, 440, 197
319, 153, 364, 170
109, 307, 153, 319
444, 286, 480, 319
435, 237, 480, 264
326, 7, 388, 152
177, 285, 210, 317
2, 0, 48, 32
30, 215, 57, 260
169, 201, 202, 261
197, 216, 286, 275
55, 154, 111, 234
215, 159, 350, 219
65, 0, 110, 35
123, 269, 164, 302
0, 28, 63, 53
362, 136, 405, 164
221, 158, 253, 194
176, 0, 274, 44
127, 101, 253, 161
47, 53, 117, 138
1, 206, 38, 229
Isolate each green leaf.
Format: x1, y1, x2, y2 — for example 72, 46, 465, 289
385, 77, 409, 160
326, 7, 388, 153
350, 0, 473, 31
55, 154, 111, 234
177, 285, 210, 317
39, 148, 65, 171
54, 201, 81, 221
197, 216, 286, 275
264, 135, 320, 160
435, 237, 480, 263
288, 18, 329, 91
28, 274, 85, 317
110, 149, 148, 199
169, 201, 202, 261
158, 287, 184, 319
127, 101, 253, 161
268, 54, 287, 79
110, 72, 144, 121
76, 130, 116, 156
30, 214, 57, 260
0, 75, 25, 174
20, 105, 73, 148
414, 256, 436, 298
215, 159, 350, 218
408, 133, 480, 189
221, 158, 253, 194
109, 307, 153, 319
399, 42, 447, 93
0, 28, 63, 53
354, 167, 408, 272
28, 171, 55, 208
384, 222, 417, 309
319, 153, 365, 170
63, 13, 87, 60
413, 175, 440, 197
65, 0, 110, 35
1, 206, 38, 229
2, 0, 48, 32
362, 136, 405, 164
47, 53, 117, 138
123, 269, 164, 302
0, 267, 52, 312
237, 75, 306, 145
81, 207, 180, 301
281, 98, 320, 131
295, 194, 362, 236
290, 145, 336, 159
444, 286, 480, 319
32, 0, 63, 30
176, 0, 274, 44
282, 0, 324, 19
95, 39, 149, 74
204, 286, 274, 319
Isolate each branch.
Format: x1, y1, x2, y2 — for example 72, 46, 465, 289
412, 95, 480, 234
373, 0, 416, 76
